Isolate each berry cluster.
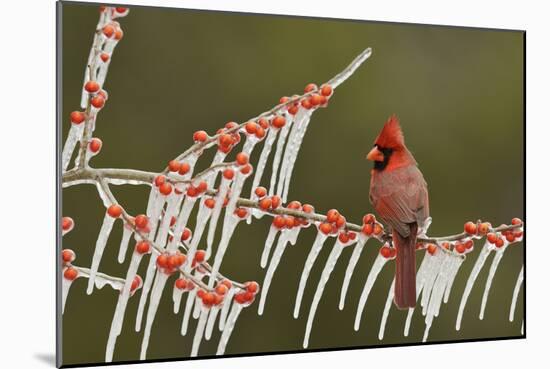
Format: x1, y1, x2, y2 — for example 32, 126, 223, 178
360, 213, 384, 237
319, 209, 347, 235
379, 243, 397, 259
280, 83, 333, 114
234, 281, 260, 306
174, 277, 196, 292
196, 279, 233, 307
62, 249, 78, 280
155, 251, 187, 275
271, 200, 314, 230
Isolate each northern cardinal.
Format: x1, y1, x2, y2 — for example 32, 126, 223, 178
366, 115, 430, 309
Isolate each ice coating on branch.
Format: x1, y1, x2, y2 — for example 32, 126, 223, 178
327, 47, 373, 88
303, 241, 345, 348
205, 306, 220, 340
117, 226, 133, 263
280, 109, 313, 202
218, 288, 236, 331
354, 253, 389, 331
191, 306, 210, 357
479, 243, 509, 320
261, 225, 279, 268
87, 214, 116, 295
378, 279, 395, 340
249, 128, 278, 222
269, 113, 293, 195
456, 240, 492, 330
258, 229, 295, 315
294, 231, 329, 318
61, 125, 84, 172
207, 177, 232, 254
509, 265, 524, 322
140, 272, 169, 360
62, 276, 75, 314
216, 301, 244, 355
339, 235, 368, 310
106, 251, 144, 362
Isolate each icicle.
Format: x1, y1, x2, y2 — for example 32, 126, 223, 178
206, 177, 231, 253
456, 240, 493, 330
205, 306, 220, 340
208, 214, 240, 288
158, 193, 185, 250
140, 272, 169, 360
339, 236, 367, 310
281, 110, 313, 202
258, 230, 293, 315
422, 254, 453, 342
378, 279, 395, 340
248, 128, 278, 222
166, 196, 195, 252
294, 231, 329, 318
62, 277, 75, 314
135, 257, 157, 332
216, 301, 244, 355
181, 289, 197, 336
145, 187, 158, 217
480, 243, 509, 320
191, 206, 213, 260
218, 288, 236, 331
269, 118, 292, 195
303, 241, 344, 348
404, 251, 433, 337
173, 286, 184, 314
261, 225, 279, 268
509, 265, 524, 322
87, 213, 116, 295
193, 295, 202, 319
276, 111, 302, 199
327, 47, 373, 89
117, 226, 133, 263
420, 250, 446, 315
61, 124, 84, 172
191, 306, 210, 357
443, 255, 464, 304
354, 253, 390, 331
105, 251, 143, 362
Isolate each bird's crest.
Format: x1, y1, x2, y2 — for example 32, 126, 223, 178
374, 115, 405, 149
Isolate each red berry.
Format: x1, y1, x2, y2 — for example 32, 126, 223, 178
64, 267, 78, 281
196, 181, 208, 193
176, 162, 190, 175
464, 240, 474, 249
175, 278, 188, 290
362, 214, 375, 224
154, 175, 166, 187
135, 241, 150, 254
90, 95, 105, 109
245, 281, 259, 294
115, 7, 127, 13
455, 243, 466, 254
235, 208, 248, 218
279, 96, 290, 104
271, 116, 286, 129
70, 111, 86, 124
62, 217, 74, 231
259, 197, 272, 210
62, 249, 75, 263
255, 126, 266, 139
221, 279, 232, 289
464, 221, 477, 235
156, 254, 168, 268
373, 224, 384, 235
319, 222, 332, 235
258, 118, 269, 129
245, 121, 258, 135
271, 196, 281, 209
506, 233, 516, 242
495, 238, 505, 248
380, 246, 392, 258
254, 186, 267, 198
336, 215, 346, 228
100, 53, 110, 62
240, 164, 252, 175
273, 216, 286, 229
107, 204, 123, 218
427, 244, 438, 255
114, 28, 123, 41
362, 223, 373, 236
205, 198, 216, 209
288, 105, 299, 115
304, 83, 318, 93
285, 216, 295, 228
134, 214, 148, 229
301, 99, 312, 109
159, 182, 173, 196
215, 284, 228, 295
194, 250, 206, 263
287, 200, 302, 210
223, 168, 235, 180
338, 232, 349, 243
193, 130, 208, 142
186, 185, 198, 197
326, 209, 339, 223
84, 80, 100, 93
236, 152, 249, 166
511, 218, 522, 226
477, 222, 491, 235
130, 275, 142, 292
102, 24, 115, 38
348, 231, 357, 240
320, 84, 333, 97
181, 228, 192, 241
168, 160, 181, 172
309, 94, 322, 106
219, 134, 233, 147
302, 204, 314, 213
88, 138, 102, 153
487, 232, 498, 244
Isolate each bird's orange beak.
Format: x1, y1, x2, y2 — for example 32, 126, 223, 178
366, 146, 384, 162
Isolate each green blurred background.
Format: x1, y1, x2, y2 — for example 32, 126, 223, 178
60, 2, 524, 366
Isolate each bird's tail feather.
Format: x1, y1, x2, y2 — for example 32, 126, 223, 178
393, 224, 417, 310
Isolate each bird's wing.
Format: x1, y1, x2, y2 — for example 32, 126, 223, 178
369, 165, 429, 237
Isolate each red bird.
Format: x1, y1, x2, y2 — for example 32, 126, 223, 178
366, 115, 430, 309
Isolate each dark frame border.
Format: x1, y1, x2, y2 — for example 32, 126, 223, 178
56, 1, 527, 367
